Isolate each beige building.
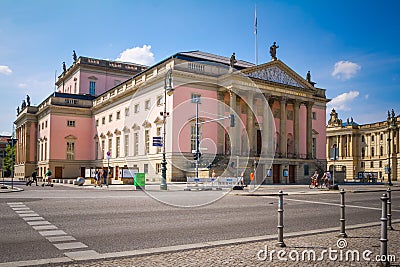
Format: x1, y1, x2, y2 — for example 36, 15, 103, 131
326, 109, 399, 182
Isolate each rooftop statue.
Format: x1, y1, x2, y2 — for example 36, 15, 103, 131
73, 50, 77, 62
269, 42, 279, 61
230, 52, 237, 68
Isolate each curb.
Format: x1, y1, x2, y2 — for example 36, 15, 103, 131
0, 186, 24, 193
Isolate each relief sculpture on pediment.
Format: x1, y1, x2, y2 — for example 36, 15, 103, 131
247, 66, 305, 88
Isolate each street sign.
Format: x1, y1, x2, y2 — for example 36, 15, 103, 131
152, 136, 163, 147
106, 151, 111, 159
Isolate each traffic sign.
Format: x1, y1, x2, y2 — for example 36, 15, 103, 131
153, 136, 163, 147
106, 151, 111, 159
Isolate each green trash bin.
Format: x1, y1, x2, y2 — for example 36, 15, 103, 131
134, 173, 145, 190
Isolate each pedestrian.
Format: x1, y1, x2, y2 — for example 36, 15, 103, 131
42, 168, 53, 187
94, 169, 101, 187
102, 167, 108, 187
31, 170, 38, 186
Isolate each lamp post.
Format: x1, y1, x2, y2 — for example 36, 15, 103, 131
160, 69, 174, 190
387, 109, 396, 186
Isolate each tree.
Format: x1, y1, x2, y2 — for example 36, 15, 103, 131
3, 144, 15, 177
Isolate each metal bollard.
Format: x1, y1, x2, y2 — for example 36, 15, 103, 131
276, 190, 286, 247
387, 187, 393, 230
338, 188, 347, 238
380, 193, 389, 267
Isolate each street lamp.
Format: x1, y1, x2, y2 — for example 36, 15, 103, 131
387, 109, 396, 186
160, 69, 174, 190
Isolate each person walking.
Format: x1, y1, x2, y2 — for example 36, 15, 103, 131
102, 167, 108, 187
42, 168, 53, 187
29, 170, 38, 186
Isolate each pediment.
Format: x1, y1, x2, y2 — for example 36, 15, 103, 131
242, 60, 316, 91
65, 134, 77, 140
154, 116, 164, 125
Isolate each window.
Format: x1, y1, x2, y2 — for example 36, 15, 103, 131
116, 111, 121, 120
134, 104, 140, 113
362, 147, 365, 158
380, 146, 383, 156
45, 121, 48, 128
108, 138, 112, 157
371, 147, 375, 157
304, 164, 309, 176
145, 100, 151, 110
74, 82, 77, 94
144, 164, 148, 174
156, 95, 163, 106
379, 161, 382, 168
371, 135, 375, 142
116, 137, 120, 158
109, 114, 113, 122
312, 138, 316, 159
380, 134, 383, 141
155, 163, 161, 174
134, 132, 139, 156
370, 161, 374, 168
42, 122, 44, 129
67, 120, 76, 127
66, 141, 75, 160
361, 162, 365, 168
191, 93, 201, 103
101, 140, 105, 159
89, 81, 96, 95
96, 119, 99, 127
102, 117, 105, 125
361, 135, 365, 143
190, 123, 202, 152
125, 107, 130, 117
156, 127, 162, 153
145, 130, 150, 154
95, 141, 99, 160
312, 112, 317, 120
124, 134, 129, 157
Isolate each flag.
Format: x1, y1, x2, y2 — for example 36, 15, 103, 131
254, 7, 257, 35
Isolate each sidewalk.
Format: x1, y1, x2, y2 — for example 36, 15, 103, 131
47, 222, 400, 267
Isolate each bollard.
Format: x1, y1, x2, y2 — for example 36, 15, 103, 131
380, 193, 389, 267
338, 188, 347, 238
387, 187, 393, 230
276, 190, 286, 247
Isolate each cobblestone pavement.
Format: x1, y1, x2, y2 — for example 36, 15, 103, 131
49, 223, 400, 267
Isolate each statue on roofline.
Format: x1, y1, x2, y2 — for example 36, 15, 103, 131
230, 52, 237, 68
269, 42, 279, 61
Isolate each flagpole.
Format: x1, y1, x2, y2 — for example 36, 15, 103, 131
254, 6, 258, 65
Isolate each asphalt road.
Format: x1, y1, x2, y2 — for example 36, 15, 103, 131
1, 181, 398, 263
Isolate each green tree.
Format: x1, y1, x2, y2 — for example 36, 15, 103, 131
3, 144, 15, 177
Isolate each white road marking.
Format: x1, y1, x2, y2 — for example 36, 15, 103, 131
38, 230, 67, 237
15, 210, 34, 214
46, 236, 76, 242
18, 213, 39, 217
12, 207, 30, 210
23, 216, 44, 221
53, 242, 88, 250
27, 221, 51, 226
32, 225, 58, 231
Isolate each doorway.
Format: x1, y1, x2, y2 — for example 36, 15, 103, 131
273, 164, 280, 184
289, 165, 296, 183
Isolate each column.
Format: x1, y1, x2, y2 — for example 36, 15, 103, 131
280, 97, 287, 157
306, 102, 313, 159
268, 97, 276, 156
229, 90, 237, 155
217, 91, 225, 154
293, 100, 300, 157
262, 94, 271, 157
246, 91, 255, 155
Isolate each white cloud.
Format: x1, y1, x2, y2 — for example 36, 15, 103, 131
332, 61, 361, 80
328, 90, 359, 111
0, 131, 11, 136
18, 83, 27, 88
364, 94, 369, 100
116, 45, 155, 66
0, 65, 12, 75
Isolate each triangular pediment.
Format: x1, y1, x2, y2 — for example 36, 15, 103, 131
242, 60, 316, 91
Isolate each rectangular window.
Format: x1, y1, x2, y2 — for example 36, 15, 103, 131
134, 104, 140, 113
125, 107, 130, 117
108, 138, 112, 157
101, 140, 105, 159
66, 141, 75, 160
156, 127, 162, 153
67, 120, 76, 127
372, 135, 375, 142
102, 117, 105, 125
191, 93, 201, 103
124, 134, 129, 157
109, 114, 113, 122
134, 132, 139, 156
304, 164, 309, 176
116, 137, 120, 158
45, 121, 48, 128
312, 112, 317, 120
361, 162, 365, 168
95, 141, 99, 160
190, 123, 202, 152
116, 111, 121, 120
312, 138, 316, 159
144, 164, 148, 174
74, 82, 77, 94
44, 142, 47, 160
370, 161, 374, 168
371, 147, 375, 157
96, 119, 99, 127
155, 163, 161, 174
145, 100, 151, 110
145, 130, 150, 154
379, 161, 382, 168
89, 81, 96, 95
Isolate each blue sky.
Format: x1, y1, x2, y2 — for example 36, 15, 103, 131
1, 0, 399, 135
